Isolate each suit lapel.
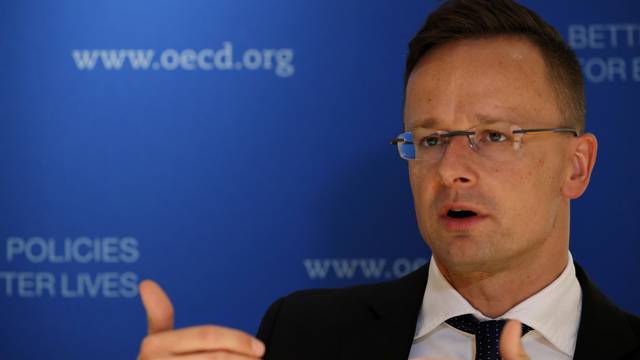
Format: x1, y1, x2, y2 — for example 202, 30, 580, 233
573, 262, 638, 359
340, 264, 428, 360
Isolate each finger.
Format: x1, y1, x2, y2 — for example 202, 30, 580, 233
500, 319, 529, 360
143, 325, 265, 358
155, 351, 261, 360
139, 279, 175, 334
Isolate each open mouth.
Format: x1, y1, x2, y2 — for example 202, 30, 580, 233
447, 209, 478, 219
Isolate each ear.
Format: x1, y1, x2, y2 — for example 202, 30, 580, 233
561, 133, 598, 199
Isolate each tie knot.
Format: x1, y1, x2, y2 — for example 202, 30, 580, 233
446, 314, 496, 334
445, 314, 533, 360
445, 314, 533, 336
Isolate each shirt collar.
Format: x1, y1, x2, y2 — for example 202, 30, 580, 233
414, 252, 582, 356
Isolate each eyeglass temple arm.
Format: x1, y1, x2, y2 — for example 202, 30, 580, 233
514, 128, 579, 136
390, 139, 413, 145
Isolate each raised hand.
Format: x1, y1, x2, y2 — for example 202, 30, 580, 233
137, 280, 266, 360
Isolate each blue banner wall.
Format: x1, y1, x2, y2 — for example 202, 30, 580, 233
0, 1, 638, 359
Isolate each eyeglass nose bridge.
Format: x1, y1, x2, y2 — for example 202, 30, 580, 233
441, 130, 478, 151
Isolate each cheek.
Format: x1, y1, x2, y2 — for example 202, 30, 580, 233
528, 154, 566, 197
408, 162, 427, 190
524, 140, 571, 190
502, 156, 564, 223
408, 165, 425, 206
408, 164, 438, 221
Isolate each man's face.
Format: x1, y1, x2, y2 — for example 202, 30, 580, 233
405, 36, 576, 273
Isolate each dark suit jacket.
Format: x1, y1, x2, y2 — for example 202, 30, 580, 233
257, 262, 640, 359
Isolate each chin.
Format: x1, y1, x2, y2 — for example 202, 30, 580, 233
431, 240, 503, 271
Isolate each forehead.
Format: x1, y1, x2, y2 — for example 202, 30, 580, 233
404, 36, 562, 130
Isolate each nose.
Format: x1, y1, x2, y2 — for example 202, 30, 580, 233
437, 135, 478, 188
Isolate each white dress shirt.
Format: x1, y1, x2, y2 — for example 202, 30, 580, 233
409, 252, 582, 360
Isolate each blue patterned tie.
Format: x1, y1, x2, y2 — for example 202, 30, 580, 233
445, 314, 533, 360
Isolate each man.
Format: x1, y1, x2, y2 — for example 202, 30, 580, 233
136, 1, 640, 359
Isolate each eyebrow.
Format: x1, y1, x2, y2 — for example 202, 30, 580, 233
476, 114, 513, 125
407, 114, 513, 130
408, 117, 438, 129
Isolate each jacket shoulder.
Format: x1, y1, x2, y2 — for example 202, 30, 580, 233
256, 265, 428, 360
623, 312, 640, 359
574, 262, 640, 359
625, 311, 640, 342
257, 271, 419, 334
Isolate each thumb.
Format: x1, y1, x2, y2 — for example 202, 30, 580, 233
139, 279, 175, 334
500, 319, 529, 360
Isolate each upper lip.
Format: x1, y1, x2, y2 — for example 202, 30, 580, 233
439, 203, 486, 217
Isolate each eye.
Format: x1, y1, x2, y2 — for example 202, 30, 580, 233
419, 134, 442, 148
482, 130, 508, 143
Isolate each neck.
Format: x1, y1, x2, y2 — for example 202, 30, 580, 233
436, 249, 568, 318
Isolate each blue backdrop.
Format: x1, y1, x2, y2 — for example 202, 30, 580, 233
1, 1, 638, 359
